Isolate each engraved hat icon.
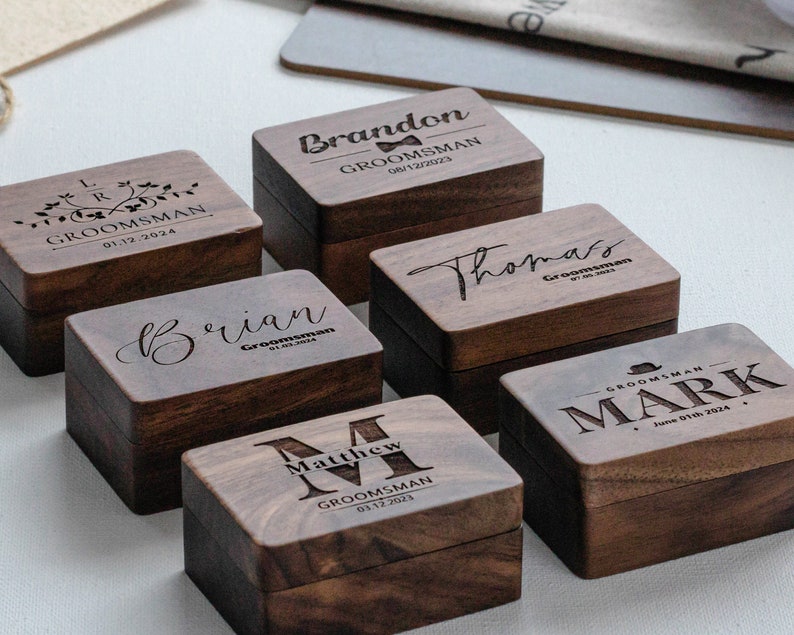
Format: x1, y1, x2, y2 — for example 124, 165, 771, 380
627, 362, 662, 375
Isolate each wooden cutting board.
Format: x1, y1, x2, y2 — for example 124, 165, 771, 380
280, 1, 794, 141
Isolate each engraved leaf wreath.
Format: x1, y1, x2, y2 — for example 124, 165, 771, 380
13, 181, 200, 229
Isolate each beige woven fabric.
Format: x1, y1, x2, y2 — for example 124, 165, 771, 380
344, 0, 794, 82
0, 0, 172, 75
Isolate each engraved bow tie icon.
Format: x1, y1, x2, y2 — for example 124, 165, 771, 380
376, 135, 422, 153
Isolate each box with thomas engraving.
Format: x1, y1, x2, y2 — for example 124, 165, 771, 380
65, 270, 383, 514
369, 203, 681, 435
0, 151, 263, 376
498, 323, 794, 578
252, 87, 543, 305
182, 395, 523, 635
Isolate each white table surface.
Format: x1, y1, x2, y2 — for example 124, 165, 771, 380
2, 1, 794, 633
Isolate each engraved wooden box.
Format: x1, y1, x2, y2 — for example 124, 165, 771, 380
182, 395, 523, 635
252, 87, 543, 305
65, 270, 383, 515
499, 323, 794, 578
0, 151, 263, 376
369, 203, 681, 435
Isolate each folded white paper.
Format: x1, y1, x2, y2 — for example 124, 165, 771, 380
344, 0, 794, 82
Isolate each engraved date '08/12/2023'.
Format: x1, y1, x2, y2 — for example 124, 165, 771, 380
102, 227, 176, 249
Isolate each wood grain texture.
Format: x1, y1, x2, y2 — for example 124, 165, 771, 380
66, 362, 383, 515
254, 176, 541, 305
185, 507, 522, 635
370, 203, 680, 371
65, 271, 382, 445
500, 425, 794, 578
281, 2, 794, 142
370, 299, 677, 435
182, 395, 523, 591
252, 87, 543, 243
64, 271, 383, 514
0, 278, 66, 376
0, 150, 263, 375
499, 323, 794, 508
0, 150, 262, 310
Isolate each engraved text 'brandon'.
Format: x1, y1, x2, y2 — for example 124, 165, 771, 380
299, 109, 470, 155
115, 305, 327, 365
407, 238, 625, 301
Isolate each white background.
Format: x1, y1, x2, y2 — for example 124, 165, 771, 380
1, 1, 794, 633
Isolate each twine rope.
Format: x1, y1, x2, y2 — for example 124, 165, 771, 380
0, 75, 14, 126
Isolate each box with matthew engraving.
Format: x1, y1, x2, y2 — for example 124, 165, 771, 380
65, 271, 383, 515
0, 150, 263, 376
182, 395, 523, 635
499, 323, 794, 578
252, 87, 544, 304
369, 203, 681, 435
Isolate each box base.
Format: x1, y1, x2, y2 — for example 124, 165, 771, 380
66, 371, 383, 515
370, 300, 678, 435
184, 507, 522, 635
254, 177, 541, 305
0, 277, 66, 376
499, 425, 794, 578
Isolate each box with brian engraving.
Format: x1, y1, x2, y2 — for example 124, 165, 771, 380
252, 87, 543, 304
182, 395, 523, 635
65, 270, 383, 514
369, 203, 681, 435
499, 323, 794, 578
0, 151, 263, 376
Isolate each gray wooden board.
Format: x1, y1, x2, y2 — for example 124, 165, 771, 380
280, 1, 794, 141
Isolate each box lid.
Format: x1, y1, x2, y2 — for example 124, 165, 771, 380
64, 270, 382, 446
0, 151, 262, 312
252, 87, 543, 243
181, 395, 523, 592
500, 323, 794, 508
370, 203, 680, 372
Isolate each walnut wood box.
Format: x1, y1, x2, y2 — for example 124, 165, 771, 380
252, 87, 543, 305
65, 270, 382, 515
182, 395, 523, 635
0, 151, 263, 376
369, 203, 681, 435
499, 323, 794, 578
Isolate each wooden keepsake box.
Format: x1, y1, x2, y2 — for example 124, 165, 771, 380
252, 87, 543, 304
499, 323, 794, 578
65, 270, 383, 514
0, 151, 262, 376
182, 395, 523, 635
369, 203, 681, 435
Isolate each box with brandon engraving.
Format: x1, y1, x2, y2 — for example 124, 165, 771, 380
499, 323, 794, 578
0, 150, 263, 376
369, 203, 681, 435
182, 395, 523, 635
252, 87, 544, 305
65, 270, 383, 514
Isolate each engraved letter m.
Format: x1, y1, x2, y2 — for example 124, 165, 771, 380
255, 415, 432, 500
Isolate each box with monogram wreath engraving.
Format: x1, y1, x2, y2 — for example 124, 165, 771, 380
252, 87, 544, 304
0, 150, 263, 376
369, 203, 680, 434
182, 395, 523, 635
499, 323, 794, 578
65, 270, 383, 515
